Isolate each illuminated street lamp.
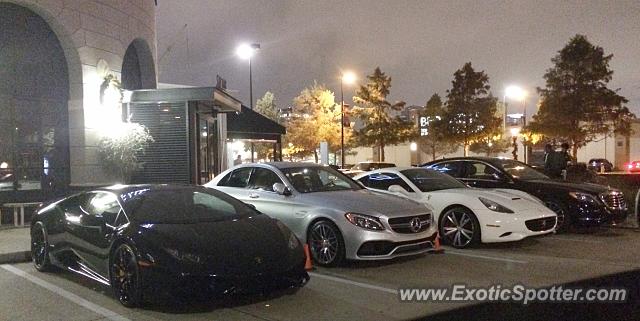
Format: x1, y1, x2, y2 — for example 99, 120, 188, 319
504, 85, 529, 162
236, 43, 260, 162
236, 43, 260, 109
340, 71, 356, 168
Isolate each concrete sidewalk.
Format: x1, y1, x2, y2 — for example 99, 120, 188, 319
0, 227, 31, 264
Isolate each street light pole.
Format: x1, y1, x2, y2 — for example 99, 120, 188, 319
340, 77, 345, 168
236, 43, 260, 162
523, 98, 527, 163
339, 71, 356, 168
249, 57, 253, 109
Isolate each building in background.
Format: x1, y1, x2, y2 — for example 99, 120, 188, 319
0, 0, 157, 203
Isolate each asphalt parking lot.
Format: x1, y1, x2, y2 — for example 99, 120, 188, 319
1, 228, 639, 321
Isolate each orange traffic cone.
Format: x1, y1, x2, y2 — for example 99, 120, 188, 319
431, 232, 445, 254
303, 244, 314, 270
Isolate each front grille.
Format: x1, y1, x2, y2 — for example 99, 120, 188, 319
388, 214, 431, 233
600, 191, 627, 210
525, 217, 557, 232
357, 236, 435, 256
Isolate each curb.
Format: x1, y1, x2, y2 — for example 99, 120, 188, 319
0, 251, 31, 265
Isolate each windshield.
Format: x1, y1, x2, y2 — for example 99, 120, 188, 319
494, 159, 549, 180
401, 168, 467, 192
281, 166, 362, 193
130, 187, 260, 224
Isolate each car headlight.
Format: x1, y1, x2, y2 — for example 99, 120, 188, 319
479, 197, 514, 213
569, 192, 599, 204
165, 248, 202, 264
345, 212, 385, 230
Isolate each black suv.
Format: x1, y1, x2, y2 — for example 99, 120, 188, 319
423, 157, 628, 230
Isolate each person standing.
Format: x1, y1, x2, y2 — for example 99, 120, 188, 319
559, 143, 572, 180
233, 155, 242, 166
543, 144, 561, 178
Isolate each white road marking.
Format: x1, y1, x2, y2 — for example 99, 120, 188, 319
308, 272, 398, 295
1, 265, 131, 321
445, 250, 528, 264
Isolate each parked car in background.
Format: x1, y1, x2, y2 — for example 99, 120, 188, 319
206, 162, 437, 266
342, 161, 396, 177
588, 158, 613, 172
354, 168, 557, 248
423, 157, 628, 230
30, 185, 309, 307
626, 160, 640, 172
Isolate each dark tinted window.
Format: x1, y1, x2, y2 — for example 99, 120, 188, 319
131, 187, 260, 223
366, 172, 412, 192
281, 166, 361, 193
249, 168, 283, 192
493, 159, 549, 180
59, 194, 89, 217
400, 169, 467, 192
86, 192, 122, 225
464, 162, 504, 180
427, 161, 465, 178
219, 167, 252, 188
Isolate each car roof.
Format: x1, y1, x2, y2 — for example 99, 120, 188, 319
357, 161, 395, 164
423, 156, 509, 165
93, 183, 203, 196
352, 166, 436, 178
241, 162, 330, 169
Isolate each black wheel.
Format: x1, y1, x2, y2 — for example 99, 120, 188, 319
439, 207, 481, 249
31, 222, 52, 272
307, 220, 345, 267
110, 244, 142, 307
544, 200, 570, 232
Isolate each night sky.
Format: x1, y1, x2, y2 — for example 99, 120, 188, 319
156, 0, 640, 115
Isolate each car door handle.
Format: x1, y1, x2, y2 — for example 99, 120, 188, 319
249, 193, 259, 199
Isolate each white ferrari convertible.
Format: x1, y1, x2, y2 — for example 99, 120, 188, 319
354, 167, 557, 248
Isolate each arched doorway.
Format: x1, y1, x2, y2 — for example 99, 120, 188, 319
0, 3, 70, 201
122, 38, 157, 90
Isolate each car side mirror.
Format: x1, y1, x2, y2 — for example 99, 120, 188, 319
388, 185, 410, 196
273, 183, 292, 196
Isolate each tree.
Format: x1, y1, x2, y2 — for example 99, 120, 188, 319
254, 91, 279, 122
98, 122, 154, 183
284, 83, 352, 162
442, 62, 502, 156
469, 137, 510, 156
352, 67, 414, 161
252, 91, 280, 160
526, 34, 634, 160
418, 93, 458, 160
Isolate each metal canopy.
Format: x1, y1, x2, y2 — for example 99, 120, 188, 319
227, 105, 286, 140
123, 87, 242, 112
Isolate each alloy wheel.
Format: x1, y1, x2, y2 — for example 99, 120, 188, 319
31, 223, 49, 271
309, 222, 340, 265
441, 210, 476, 248
110, 244, 141, 307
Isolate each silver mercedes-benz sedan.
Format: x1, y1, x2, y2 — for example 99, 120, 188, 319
204, 162, 437, 266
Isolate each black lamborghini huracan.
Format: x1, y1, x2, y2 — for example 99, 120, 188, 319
30, 184, 309, 307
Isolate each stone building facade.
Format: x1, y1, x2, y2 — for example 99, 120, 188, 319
0, 0, 157, 202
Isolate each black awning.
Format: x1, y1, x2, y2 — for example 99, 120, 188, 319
227, 105, 286, 141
